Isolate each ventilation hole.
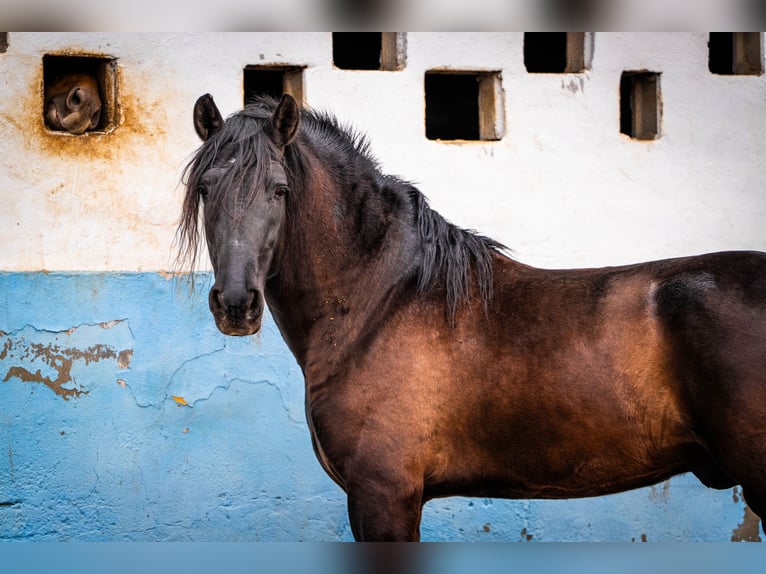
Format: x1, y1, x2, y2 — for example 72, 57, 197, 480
425, 71, 503, 142
524, 32, 590, 74
332, 33, 405, 71
524, 33, 568, 73
620, 71, 661, 141
709, 33, 763, 76
243, 66, 304, 105
43, 54, 118, 135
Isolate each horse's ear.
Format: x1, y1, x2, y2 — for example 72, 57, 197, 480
193, 93, 223, 141
270, 94, 300, 148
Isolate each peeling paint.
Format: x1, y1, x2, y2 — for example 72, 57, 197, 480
118, 349, 133, 369
0, 321, 133, 400
731, 506, 762, 542
171, 396, 189, 407
520, 527, 533, 541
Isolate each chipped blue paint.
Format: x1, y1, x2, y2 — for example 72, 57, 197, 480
0, 273, 758, 541
1, 321, 134, 400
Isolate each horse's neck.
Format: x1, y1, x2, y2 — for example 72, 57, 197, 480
266, 182, 417, 372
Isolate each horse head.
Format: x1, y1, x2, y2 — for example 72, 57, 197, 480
44, 72, 102, 135
189, 93, 299, 336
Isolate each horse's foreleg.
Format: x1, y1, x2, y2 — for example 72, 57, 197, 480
346, 479, 424, 541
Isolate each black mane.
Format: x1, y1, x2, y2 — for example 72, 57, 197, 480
178, 96, 507, 319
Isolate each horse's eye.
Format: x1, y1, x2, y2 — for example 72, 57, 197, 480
275, 185, 289, 198
197, 185, 208, 201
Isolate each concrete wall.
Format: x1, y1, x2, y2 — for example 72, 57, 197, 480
1, 32, 765, 541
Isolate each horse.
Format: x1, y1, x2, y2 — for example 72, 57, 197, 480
178, 92, 766, 541
44, 72, 102, 135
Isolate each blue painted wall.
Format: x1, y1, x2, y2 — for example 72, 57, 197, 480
0, 272, 760, 541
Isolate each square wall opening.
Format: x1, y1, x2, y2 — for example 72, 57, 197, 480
709, 33, 763, 76
332, 33, 405, 70
43, 54, 118, 134
425, 71, 504, 142
524, 32, 592, 73
620, 71, 661, 141
244, 66, 305, 105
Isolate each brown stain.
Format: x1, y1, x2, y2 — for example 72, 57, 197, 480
38, 90, 164, 162
118, 349, 133, 369
520, 527, 533, 541
1, 336, 120, 400
731, 506, 763, 542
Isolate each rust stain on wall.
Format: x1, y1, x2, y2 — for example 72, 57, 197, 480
0, 55, 171, 177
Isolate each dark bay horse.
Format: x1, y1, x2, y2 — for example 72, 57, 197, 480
178, 93, 766, 541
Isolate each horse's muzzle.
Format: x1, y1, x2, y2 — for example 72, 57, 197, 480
208, 286, 264, 336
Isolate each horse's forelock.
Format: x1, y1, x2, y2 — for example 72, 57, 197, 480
176, 106, 279, 276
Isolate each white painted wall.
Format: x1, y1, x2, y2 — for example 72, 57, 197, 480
2, 32, 765, 271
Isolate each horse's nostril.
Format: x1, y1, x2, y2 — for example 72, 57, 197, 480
210, 287, 262, 321
67, 87, 83, 108
247, 289, 260, 311
209, 288, 225, 313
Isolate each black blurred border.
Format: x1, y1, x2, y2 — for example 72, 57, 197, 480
0, 0, 765, 31
0, 543, 764, 574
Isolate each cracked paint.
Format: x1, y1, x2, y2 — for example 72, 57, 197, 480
0, 321, 134, 400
